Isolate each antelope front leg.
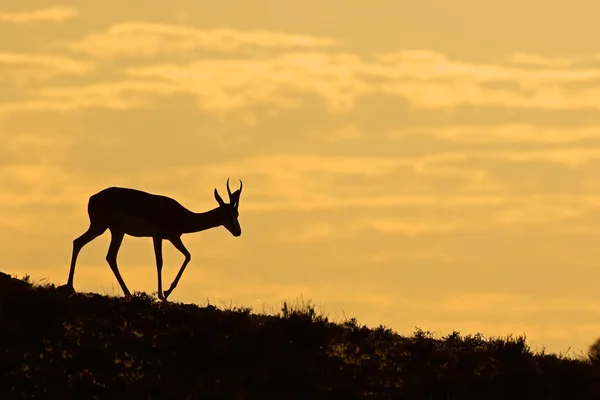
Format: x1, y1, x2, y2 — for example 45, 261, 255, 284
153, 236, 165, 301
164, 236, 191, 300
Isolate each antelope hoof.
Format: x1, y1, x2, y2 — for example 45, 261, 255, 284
163, 289, 172, 300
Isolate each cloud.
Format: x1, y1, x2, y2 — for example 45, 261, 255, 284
0, 52, 91, 74
4, 138, 600, 223
27, 47, 600, 118
428, 124, 600, 145
0, 81, 164, 117
55, 22, 337, 59
492, 203, 585, 227
0, 164, 78, 205
0, 6, 78, 23
277, 221, 336, 242
39, 80, 175, 108
0, 52, 94, 87
4, 23, 600, 120
350, 218, 462, 236
0, 148, 576, 219
507, 52, 574, 68
378, 49, 600, 84
196, 151, 600, 193
0, 130, 77, 167
120, 52, 374, 114
0, 51, 93, 75
432, 292, 600, 316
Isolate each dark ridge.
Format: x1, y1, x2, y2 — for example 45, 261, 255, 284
1, 271, 600, 399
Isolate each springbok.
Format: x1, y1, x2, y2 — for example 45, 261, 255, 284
65, 178, 242, 300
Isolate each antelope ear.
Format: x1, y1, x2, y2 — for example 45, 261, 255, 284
214, 188, 225, 205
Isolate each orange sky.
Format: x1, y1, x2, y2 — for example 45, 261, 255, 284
3, 1, 600, 355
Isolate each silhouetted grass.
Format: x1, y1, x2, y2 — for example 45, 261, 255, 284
1, 272, 600, 399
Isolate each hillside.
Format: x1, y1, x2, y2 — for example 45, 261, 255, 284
1, 272, 599, 399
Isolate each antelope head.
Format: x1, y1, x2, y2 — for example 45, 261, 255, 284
214, 178, 243, 237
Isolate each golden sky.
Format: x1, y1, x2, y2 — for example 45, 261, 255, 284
3, 1, 600, 355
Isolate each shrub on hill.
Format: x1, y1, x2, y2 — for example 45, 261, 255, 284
1, 272, 599, 399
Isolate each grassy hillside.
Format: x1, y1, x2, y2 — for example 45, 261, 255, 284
1, 272, 599, 399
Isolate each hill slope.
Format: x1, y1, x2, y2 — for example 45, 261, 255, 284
1, 272, 599, 399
